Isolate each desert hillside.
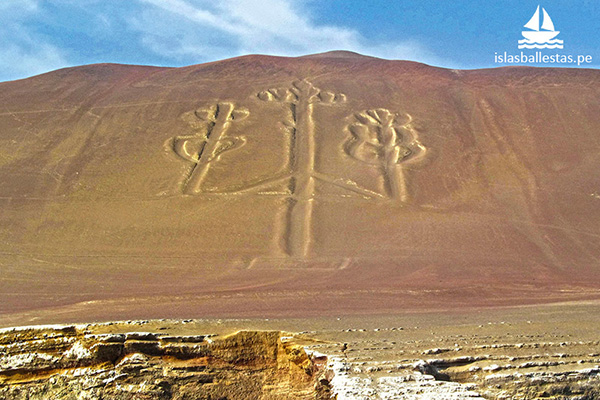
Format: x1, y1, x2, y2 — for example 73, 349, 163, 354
1, 51, 599, 324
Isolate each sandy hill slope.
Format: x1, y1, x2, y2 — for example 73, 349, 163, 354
1, 53, 599, 324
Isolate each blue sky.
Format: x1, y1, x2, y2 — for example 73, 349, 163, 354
1, 0, 598, 82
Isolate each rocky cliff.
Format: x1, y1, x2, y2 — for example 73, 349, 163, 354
0, 324, 332, 399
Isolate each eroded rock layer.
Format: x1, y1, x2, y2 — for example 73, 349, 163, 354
0, 325, 331, 399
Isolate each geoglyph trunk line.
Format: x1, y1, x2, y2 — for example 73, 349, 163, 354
258, 80, 345, 258
287, 96, 315, 258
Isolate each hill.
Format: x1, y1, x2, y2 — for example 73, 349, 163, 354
1, 53, 599, 324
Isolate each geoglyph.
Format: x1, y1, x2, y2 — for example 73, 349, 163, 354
169, 80, 427, 261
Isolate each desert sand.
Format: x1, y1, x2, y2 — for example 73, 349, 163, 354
0, 51, 599, 325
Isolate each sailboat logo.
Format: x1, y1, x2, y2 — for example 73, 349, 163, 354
518, 5, 564, 49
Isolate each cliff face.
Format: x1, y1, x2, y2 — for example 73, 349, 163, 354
0, 325, 331, 399
1, 53, 600, 322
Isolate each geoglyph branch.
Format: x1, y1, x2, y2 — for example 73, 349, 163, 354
346, 108, 426, 201
170, 102, 248, 194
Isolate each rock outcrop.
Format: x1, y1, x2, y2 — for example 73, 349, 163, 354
0, 324, 332, 399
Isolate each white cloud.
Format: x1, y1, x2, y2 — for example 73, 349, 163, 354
0, 43, 67, 81
139, 0, 247, 35
0, 0, 39, 12
132, 0, 449, 66
0, 1, 69, 81
0, 0, 450, 81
